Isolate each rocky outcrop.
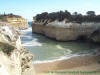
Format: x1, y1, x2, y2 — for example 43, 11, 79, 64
0, 14, 28, 29
90, 29, 100, 43
0, 23, 35, 75
32, 20, 100, 42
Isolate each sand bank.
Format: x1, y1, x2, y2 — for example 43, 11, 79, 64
34, 55, 100, 75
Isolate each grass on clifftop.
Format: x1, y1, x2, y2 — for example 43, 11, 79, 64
0, 42, 15, 55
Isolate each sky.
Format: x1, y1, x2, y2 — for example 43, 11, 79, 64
0, 0, 100, 21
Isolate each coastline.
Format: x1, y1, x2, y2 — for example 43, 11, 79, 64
34, 55, 100, 75
22, 23, 100, 75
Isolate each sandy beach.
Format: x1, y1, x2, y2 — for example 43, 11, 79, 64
34, 55, 100, 75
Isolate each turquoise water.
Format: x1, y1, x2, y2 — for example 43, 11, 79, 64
20, 23, 100, 62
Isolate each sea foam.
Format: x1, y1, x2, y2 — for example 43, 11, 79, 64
22, 40, 42, 47
21, 27, 42, 47
33, 54, 81, 64
33, 53, 92, 64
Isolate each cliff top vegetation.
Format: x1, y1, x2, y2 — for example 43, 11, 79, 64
34, 10, 100, 23
0, 42, 15, 55
0, 13, 22, 19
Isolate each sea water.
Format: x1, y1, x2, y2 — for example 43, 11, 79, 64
20, 22, 100, 63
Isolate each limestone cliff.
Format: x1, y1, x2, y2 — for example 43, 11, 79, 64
32, 20, 100, 43
0, 23, 35, 75
90, 29, 100, 43
0, 14, 28, 29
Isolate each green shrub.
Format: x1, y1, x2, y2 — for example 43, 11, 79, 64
0, 42, 15, 56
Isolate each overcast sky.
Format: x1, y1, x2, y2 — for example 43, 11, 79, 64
0, 0, 100, 21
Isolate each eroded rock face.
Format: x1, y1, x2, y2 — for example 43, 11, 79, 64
0, 15, 28, 29
32, 20, 100, 42
90, 30, 100, 43
0, 24, 35, 75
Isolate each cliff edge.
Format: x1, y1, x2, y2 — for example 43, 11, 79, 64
0, 23, 35, 75
0, 14, 28, 29
32, 20, 100, 43
32, 10, 100, 43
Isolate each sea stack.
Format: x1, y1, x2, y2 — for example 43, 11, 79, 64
32, 11, 100, 43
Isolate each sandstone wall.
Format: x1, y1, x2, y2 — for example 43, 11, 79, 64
32, 21, 100, 42
0, 16, 28, 29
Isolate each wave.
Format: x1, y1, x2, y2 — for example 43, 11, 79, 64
56, 45, 72, 54
21, 27, 42, 47
22, 35, 32, 39
20, 27, 32, 34
56, 45, 65, 50
22, 39, 42, 47
20, 27, 96, 64
33, 53, 93, 64
33, 54, 82, 64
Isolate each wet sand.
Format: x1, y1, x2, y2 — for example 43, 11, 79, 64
34, 55, 100, 75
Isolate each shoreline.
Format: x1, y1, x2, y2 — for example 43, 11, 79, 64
32, 54, 91, 64
22, 26, 100, 75
34, 55, 100, 74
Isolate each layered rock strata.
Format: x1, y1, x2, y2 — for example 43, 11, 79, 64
0, 15, 28, 29
0, 23, 35, 75
32, 20, 100, 42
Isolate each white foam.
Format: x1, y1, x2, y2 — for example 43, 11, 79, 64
20, 27, 32, 34
21, 35, 32, 39
20, 27, 93, 64
33, 53, 92, 64
56, 45, 72, 54
65, 49, 72, 54
56, 45, 65, 50
32, 38, 38, 41
21, 27, 42, 47
22, 39, 42, 47
33, 54, 81, 64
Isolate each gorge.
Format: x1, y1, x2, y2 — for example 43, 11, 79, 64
0, 11, 100, 75
0, 19, 35, 75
